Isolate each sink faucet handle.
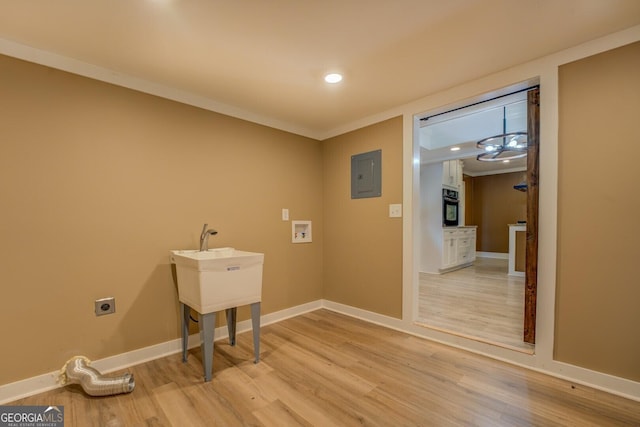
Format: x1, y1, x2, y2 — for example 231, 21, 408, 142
199, 224, 218, 251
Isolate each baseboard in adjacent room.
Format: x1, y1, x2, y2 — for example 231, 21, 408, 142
477, 252, 508, 259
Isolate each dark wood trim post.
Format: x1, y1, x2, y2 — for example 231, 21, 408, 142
524, 88, 540, 344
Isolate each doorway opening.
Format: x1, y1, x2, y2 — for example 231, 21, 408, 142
414, 84, 539, 353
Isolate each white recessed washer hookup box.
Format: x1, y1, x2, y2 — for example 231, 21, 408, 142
292, 220, 312, 243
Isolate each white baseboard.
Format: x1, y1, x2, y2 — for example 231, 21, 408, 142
322, 300, 406, 331
477, 252, 508, 259
322, 301, 640, 403
3, 298, 639, 404
0, 300, 323, 405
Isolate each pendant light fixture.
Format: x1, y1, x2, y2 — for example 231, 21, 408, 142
476, 106, 528, 162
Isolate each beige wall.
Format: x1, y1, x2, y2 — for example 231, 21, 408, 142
322, 117, 403, 318
555, 41, 640, 381
0, 54, 323, 385
467, 172, 527, 253
4, 35, 640, 391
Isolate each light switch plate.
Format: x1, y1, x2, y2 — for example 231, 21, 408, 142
389, 204, 402, 218
282, 208, 289, 221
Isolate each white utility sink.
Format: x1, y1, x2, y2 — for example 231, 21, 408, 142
170, 248, 264, 314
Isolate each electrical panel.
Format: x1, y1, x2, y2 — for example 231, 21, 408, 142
351, 149, 381, 199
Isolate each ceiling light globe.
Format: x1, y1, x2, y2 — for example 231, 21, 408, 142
324, 73, 343, 84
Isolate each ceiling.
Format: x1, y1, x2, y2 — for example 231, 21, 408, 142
461, 154, 527, 177
421, 138, 527, 176
419, 90, 528, 174
1, 1, 639, 140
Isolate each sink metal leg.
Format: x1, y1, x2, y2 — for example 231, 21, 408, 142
225, 307, 237, 346
180, 303, 190, 363
199, 312, 216, 382
250, 302, 261, 364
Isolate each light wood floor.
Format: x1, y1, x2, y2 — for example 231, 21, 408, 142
418, 257, 534, 353
9, 309, 640, 426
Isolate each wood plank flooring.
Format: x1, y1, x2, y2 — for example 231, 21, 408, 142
418, 257, 534, 352
9, 309, 640, 426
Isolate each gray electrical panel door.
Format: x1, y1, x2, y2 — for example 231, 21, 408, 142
351, 149, 381, 199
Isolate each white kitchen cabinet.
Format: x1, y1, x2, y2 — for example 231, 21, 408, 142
442, 159, 463, 189
442, 229, 457, 269
441, 226, 476, 272
457, 235, 472, 265
420, 162, 473, 274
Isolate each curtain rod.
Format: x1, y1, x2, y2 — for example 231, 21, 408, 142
419, 85, 539, 122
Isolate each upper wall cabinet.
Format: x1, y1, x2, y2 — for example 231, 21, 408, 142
443, 159, 463, 189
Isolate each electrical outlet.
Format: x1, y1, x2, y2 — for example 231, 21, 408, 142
95, 297, 116, 316
389, 204, 402, 218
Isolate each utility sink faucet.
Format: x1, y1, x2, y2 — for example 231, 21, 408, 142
199, 223, 218, 251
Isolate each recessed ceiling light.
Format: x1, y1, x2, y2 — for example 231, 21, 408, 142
450, 147, 460, 151
503, 160, 510, 163
324, 73, 343, 84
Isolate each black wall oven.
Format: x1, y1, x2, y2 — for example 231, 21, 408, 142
443, 188, 459, 226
